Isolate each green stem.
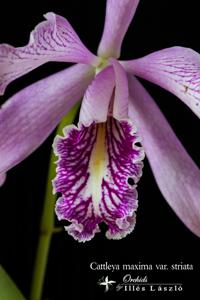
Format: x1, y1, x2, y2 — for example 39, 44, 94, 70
29, 103, 80, 300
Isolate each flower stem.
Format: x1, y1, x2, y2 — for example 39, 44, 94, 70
30, 103, 80, 300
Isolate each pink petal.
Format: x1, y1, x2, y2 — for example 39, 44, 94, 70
123, 47, 200, 118
0, 12, 99, 95
111, 59, 129, 119
0, 173, 6, 186
79, 61, 130, 126
98, 0, 140, 58
79, 66, 115, 126
0, 64, 94, 174
128, 75, 200, 238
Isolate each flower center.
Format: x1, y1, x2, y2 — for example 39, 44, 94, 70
88, 123, 108, 214
95, 57, 109, 74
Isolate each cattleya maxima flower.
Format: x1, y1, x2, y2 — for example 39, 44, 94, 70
0, 0, 200, 242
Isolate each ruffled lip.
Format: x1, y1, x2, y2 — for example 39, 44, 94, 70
53, 117, 144, 242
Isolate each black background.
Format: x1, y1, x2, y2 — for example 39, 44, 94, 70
0, 0, 200, 299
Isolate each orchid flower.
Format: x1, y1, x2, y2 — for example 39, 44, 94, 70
0, 0, 200, 242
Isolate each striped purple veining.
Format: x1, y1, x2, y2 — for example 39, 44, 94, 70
53, 117, 144, 242
0, 12, 97, 95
